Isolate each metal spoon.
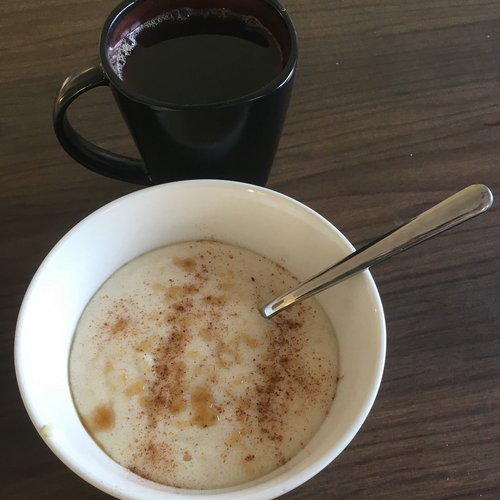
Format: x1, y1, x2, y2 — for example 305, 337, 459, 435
261, 184, 493, 318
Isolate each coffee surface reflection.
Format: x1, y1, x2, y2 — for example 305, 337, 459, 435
111, 8, 284, 105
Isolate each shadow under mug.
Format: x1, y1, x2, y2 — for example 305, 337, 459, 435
53, 0, 298, 186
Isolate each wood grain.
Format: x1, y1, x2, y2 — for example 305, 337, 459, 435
2, 0, 500, 498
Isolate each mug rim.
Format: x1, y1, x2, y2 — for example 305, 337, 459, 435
99, 0, 298, 110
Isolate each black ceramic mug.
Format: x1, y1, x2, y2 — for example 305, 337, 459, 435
53, 0, 297, 186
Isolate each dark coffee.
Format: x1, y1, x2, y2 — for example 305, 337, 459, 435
113, 9, 284, 105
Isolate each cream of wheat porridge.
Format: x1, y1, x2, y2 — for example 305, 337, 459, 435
69, 240, 338, 489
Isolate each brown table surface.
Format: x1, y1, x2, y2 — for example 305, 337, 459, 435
3, 0, 500, 498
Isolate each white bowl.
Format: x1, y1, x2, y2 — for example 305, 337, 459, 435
15, 180, 385, 499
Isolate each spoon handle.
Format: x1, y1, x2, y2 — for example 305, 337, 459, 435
261, 184, 493, 318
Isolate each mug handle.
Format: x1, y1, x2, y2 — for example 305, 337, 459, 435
53, 64, 151, 185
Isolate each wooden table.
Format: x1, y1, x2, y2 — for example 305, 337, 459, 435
3, 0, 500, 498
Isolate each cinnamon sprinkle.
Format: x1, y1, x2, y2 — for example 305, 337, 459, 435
70, 240, 338, 489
